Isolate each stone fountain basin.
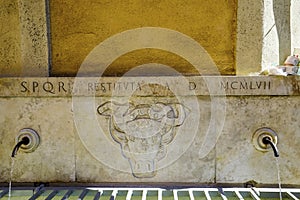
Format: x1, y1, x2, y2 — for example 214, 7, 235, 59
0, 76, 299, 186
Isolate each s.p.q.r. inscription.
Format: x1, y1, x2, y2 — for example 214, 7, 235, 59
20, 80, 71, 94
0, 77, 295, 97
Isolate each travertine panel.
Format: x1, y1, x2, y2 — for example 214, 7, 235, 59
0, 98, 75, 182
0, 76, 300, 97
75, 97, 215, 183
216, 96, 300, 185
236, 0, 263, 75
0, 76, 299, 185
18, 0, 49, 76
50, 0, 236, 76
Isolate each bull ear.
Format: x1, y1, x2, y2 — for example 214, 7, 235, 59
97, 101, 114, 116
170, 103, 189, 126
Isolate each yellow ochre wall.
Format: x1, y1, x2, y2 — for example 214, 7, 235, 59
0, 1, 22, 76
0, 0, 237, 76
50, 0, 237, 76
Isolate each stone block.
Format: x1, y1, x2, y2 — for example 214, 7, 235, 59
0, 76, 299, 185
74, 96, 215, 183
0, 98, 75, 182
216, 96, 300, 185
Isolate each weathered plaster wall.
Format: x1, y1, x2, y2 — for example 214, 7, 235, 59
50, 0, 237, 76
1, 0, 296, 76
0, 0, 49, 77
0, 1, 22, 76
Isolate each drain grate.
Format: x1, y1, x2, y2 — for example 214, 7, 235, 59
1, 187, 300, 199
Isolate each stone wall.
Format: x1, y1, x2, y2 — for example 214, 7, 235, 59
2, 0, 298, 76
0, 76, 299, 186
0, 0, 299, 187
0, 1, 22, 76
0, 0, 240, 76
0, 0, 49, 77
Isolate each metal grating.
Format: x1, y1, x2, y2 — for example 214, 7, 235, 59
1, 187, 300, 200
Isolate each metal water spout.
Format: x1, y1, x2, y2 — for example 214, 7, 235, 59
252, 127, 279, 157
11, 136, 30, 157
11, 128, 40, 157
262, 136, 279, 157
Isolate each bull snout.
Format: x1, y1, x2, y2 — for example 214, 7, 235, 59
129, 159, 157, 178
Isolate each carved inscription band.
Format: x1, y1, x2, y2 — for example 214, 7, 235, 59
0, 76, 299, 97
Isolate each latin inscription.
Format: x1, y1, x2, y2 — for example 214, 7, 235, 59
14, 78, 278, 96
87, 82, 143, 92
20, 81, 71, 94
188, 80, 272, 92
220, 80, 271, 90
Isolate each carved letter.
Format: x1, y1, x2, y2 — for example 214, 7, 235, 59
20, 81, 29, 92
32, 81, 39, 93
189, 82, 196, 90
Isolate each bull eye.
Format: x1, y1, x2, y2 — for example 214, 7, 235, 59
167, 110, 175, 118
130, 113, 135, 120
141, 109, 147, 115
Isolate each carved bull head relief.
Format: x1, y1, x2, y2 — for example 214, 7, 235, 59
97, 101, 188, 178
